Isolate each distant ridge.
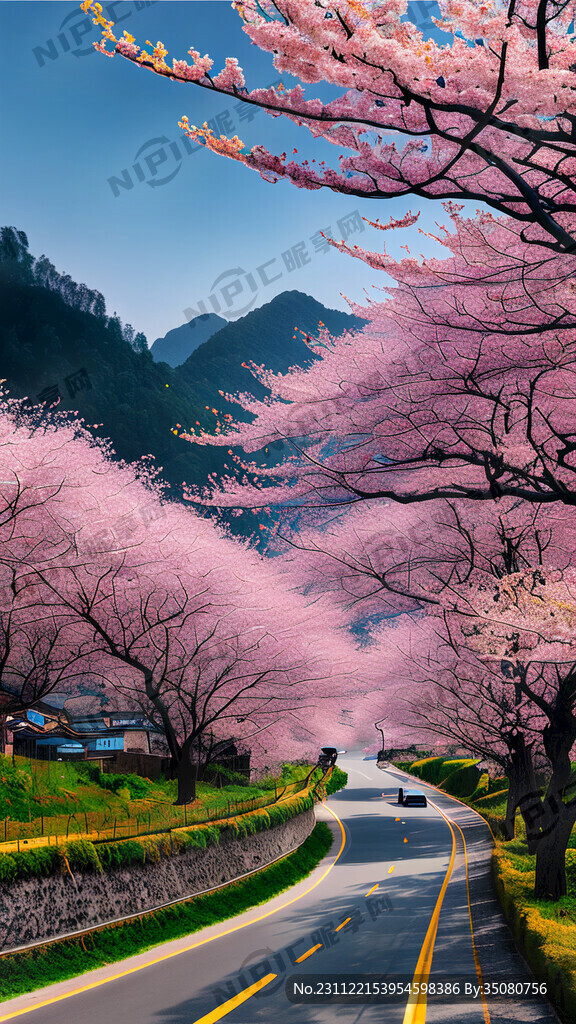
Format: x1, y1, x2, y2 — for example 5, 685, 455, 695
151, 313, 227, 367
176, 289, 365, 409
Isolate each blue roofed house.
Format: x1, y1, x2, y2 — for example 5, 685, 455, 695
6, 692, 168, 774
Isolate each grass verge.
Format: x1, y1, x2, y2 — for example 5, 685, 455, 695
0, 755, 313, 841
0, 776, 347, 883
493, 841, 576, 1024
0, 821, 333, 1003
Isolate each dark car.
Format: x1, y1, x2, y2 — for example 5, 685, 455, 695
400, 788, 428, 807
318, 746, 339, 769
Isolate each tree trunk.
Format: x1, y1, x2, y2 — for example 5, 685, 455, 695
503, 731, 538, 842
172, 736, 198, 805
534, 800, 576, 900
532, 701, 576, 898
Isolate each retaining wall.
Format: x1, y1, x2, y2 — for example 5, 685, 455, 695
0, 807, 315, 950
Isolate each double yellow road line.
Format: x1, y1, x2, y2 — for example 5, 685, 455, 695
402, 799, 490, 1024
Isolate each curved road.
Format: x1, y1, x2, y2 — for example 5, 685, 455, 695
0, 757, 560, 1024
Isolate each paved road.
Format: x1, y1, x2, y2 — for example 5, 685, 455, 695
0, 757, 560, 1024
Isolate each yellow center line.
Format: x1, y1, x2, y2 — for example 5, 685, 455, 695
0, 806, 347, 1023
401, 801, 457, 1024
365, 884, 379, 896
388, 866, 395, 874
335, 917, 351, 932
295, 943, 323, 963
445, 814, 491, 1024
390, 769, 493, 1024
191, 973, 278, 1024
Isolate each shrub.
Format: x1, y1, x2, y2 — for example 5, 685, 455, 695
66, 840, 102, 874
0, 756, 27, 791
409, 757, 449, 784
493, 842, 576, 1024
489, 775, 509, 793
73, 763, 103, 786
471, 772, 490, 800
441, 762, 481, 798
473, 788, 509, 807
0, 846, 63, 884
204, 763, 250, 788
326, 767, 347, 795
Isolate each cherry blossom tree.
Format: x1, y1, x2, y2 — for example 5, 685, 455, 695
0, 398, 374, 800
0, 396, 103, 711
450, 568, 576, 898
177, 210, 574, 512
369, 566, 575, 895
0, 585, 88, 715
375, 612, 546, 836
83, 0, 575, 254
44, 535, 366, 803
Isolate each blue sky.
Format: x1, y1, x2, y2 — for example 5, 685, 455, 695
1, 1, 463, 343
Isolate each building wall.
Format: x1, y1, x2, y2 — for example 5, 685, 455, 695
122, 730, 150, 753
101, 750, 171, 779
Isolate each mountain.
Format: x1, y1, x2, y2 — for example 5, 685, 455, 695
0, 277, 216, 492
0, 232, 365, 515
151, 313, 227, 367
176, 290, 364, 408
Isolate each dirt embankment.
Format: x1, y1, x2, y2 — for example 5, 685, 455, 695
0, 808, 315, 951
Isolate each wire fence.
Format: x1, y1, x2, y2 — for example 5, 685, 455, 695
0, 769, 312, 849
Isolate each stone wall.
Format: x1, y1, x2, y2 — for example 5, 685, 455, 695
0, 807, 315, 951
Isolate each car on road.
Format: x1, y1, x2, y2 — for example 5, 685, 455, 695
318, 746, 339, 769
398, 787, 428, 807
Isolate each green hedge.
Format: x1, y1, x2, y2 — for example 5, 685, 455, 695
0, 845, 63, 884
470, 772, 490, 800
441, 761, 481, 798
409, 757, 450, 784
325, 767, 347, 795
